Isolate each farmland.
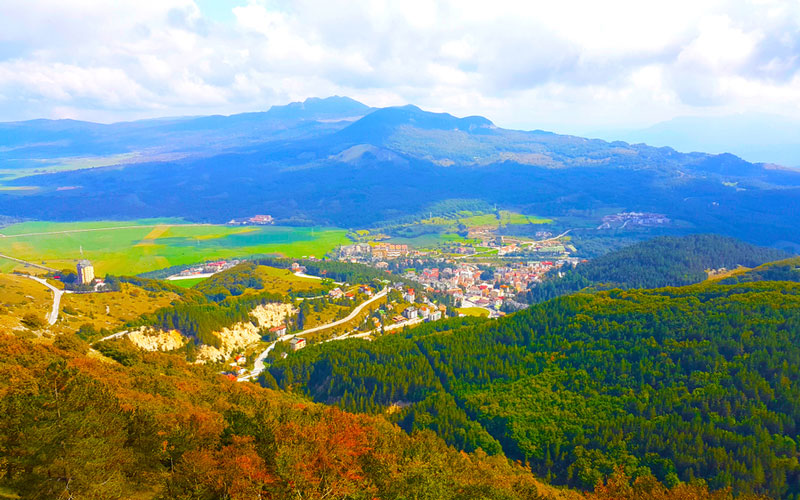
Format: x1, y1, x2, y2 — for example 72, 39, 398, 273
0, 219, 348, 276
375, 209, 553, 249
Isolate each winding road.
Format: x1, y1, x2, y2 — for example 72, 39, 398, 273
243, 287, 388, 381
26, 275, 65, 325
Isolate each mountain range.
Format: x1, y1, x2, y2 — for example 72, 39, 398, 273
1, 97, 799, 248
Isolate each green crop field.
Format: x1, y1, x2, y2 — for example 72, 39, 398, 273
0, 219, 348, 276
168, 277, 207, 289
456, 307, 490, 317
419, 210, 551, 229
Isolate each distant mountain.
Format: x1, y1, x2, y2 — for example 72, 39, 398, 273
527, 234, 792, 303
0, 96, 373, 159
1, 98, 799, 248
616, 113, 800, 168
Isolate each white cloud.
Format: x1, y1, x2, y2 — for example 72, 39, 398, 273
0, 0, 798, 131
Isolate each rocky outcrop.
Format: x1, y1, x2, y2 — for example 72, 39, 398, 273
128, 327, 186, 352
195, 303, 297, 363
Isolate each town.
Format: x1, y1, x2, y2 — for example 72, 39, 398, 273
335, 233, 581, 315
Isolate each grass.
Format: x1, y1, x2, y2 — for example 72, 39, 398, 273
169, 277, 207, 289
419, 210, 551, 229
0, 219, 349, 276
0, 274, 54, 332
198, 265, 328, 297
456, 307, 490, 318
0, 153, 140, 184
0, 275, 178, 338
56, 283, 180, 336
0, 486, 20, 499
382, 210, 552, 249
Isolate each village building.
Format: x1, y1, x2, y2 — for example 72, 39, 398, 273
403, 306, 418, 320
77, 259, 95, 284
269, 324, 287, 337
290, 337, 306, 351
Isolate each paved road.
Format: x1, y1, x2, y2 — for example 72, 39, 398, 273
26, 276, 64, 325
243, 287, 388, 381
294, 272, 343, 285
165, 273, 216, 281
0, 223, 211, 239
1, 254, 58, 272
95, 330, 130, 344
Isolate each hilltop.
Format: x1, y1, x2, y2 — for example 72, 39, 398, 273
528, 234, 791, 302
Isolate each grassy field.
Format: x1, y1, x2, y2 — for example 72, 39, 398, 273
196, 264, 328, 297
456, 307, 490, 317
0, 274, 179, 338
420, 210, 551, 229
169, 277, 207, 289
382, 210, 552, 249
57, 283, 180, 336
0, 274, 55, 332
0, 219, 348, 276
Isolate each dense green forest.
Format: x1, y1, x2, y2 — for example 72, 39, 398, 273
527, 234, 790, 303
719, 257, 800, 285
269, 277, 800, 498
1, 329, 761, 500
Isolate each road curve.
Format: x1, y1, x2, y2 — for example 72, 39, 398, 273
26, 275, 64, 325
245, 287, 388, 381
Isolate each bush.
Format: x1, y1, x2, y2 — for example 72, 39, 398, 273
21, 313, 46, 330
54, 333, 89, 354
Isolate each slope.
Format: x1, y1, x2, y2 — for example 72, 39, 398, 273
527, 234, 791, 303
268, 275, 800, 498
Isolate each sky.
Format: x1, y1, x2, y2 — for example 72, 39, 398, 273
1, 0, 799, 135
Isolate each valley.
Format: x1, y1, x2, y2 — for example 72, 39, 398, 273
1, 99, 799, 500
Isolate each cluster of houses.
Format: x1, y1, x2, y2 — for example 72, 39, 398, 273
227, 214, 275, 225
405, 259, 577, 309
401, 304, 444, 322
338, 242, 410, 261
598, 212, 669, 229
171, 259, 240, 278
328, 285, 374, 301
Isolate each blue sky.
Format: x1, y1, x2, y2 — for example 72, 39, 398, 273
0, 0, 798, 135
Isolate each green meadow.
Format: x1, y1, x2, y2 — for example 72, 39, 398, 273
0, 219, 348, 276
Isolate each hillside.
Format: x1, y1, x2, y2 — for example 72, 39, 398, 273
718, 257, 800, 285
267, 277, 800, 498
1, 98, 799, 248
527, 235, 791, 303
0, 333, 568, 500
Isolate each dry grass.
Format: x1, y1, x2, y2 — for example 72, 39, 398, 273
0, 274, 55, 333
55, 283, 179, 334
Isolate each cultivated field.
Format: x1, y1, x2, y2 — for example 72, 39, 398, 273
0, 219, 348, 276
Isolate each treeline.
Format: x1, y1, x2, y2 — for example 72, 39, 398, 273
528, 234, 790, 303
720, 257, 800, 285
268, 279, 800, 498
253, 257, 404, 287
194, 262, 266, 301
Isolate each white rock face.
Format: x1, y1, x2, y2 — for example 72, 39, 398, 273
196, 303, 297, 363
127, 327, 186, 352
250, 303, 297, 329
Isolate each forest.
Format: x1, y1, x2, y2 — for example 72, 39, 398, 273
0, 327, 771, 499
268, 277, 800, 499
527, 234, 790, 303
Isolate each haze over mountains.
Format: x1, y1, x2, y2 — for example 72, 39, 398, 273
607, 113, 800, 168
1, 96, 799, 248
